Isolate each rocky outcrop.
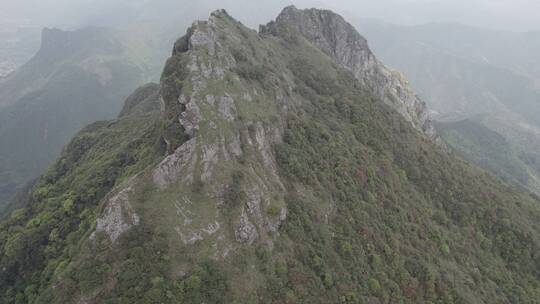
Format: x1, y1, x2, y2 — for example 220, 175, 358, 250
152, 138, 198, 188
93, 185, 140, 243
144, 6, 453, 262
235, 208, 258, 244
150, 6, 443, 255
261, 6, 438, 140
218, 94, 237, 121
149, 11, 290, 255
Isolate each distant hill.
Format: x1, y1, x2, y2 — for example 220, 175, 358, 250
438, 117, 540, 195
0, 26, 41, 79
355, 19, 540, 195
0, 27, 160, 207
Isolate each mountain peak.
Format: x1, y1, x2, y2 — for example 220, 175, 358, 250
39, 27, 74, 57
210, 8, 231, 18
268, 6, 371, 60
5, 6, 540, 304
263, 7, 439, 141
36, 27, 118, 64
280, 4, 299, 13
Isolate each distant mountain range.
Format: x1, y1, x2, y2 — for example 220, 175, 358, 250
0, 25, 41, 79
356, 19, 540, 194
0, 27, 162, 208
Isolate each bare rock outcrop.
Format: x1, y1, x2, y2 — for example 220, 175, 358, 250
153, 138, 198, 188
262, 6, 438, 140
235, 208, 259, 244
93, 186, 140, 243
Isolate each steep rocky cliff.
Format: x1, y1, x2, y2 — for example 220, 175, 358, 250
1, 8, 539, 304
261, 6, 437, 139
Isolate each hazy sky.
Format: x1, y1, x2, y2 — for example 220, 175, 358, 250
1, 0, 539, 32
318, 0, 540, 32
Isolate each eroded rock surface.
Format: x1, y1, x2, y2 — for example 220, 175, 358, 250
94, 186, 140, 243
235, 208, 259, 244
153, 138, 198, 188
262, 6, 438, 140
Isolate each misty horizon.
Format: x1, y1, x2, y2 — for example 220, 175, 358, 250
1, 2, 540, 303
1, 0, 540, 33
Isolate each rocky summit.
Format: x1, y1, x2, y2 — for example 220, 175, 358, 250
1, 7, 540, 304
262, 6, 437, 139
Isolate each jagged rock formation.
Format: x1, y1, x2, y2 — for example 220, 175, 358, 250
1, 7, 540, 304
93, 185, 140, 243
262, 6, 437, 139
151, 9, 289, 253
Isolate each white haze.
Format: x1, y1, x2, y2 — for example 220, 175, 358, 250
318, 0, 540, 32
0, 0, 318, 29
1, 0, 539, 32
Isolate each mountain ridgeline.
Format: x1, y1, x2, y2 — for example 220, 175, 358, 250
262, 7, 438, 140
1, 7, 540, 304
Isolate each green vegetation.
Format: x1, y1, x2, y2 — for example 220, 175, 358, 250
221, 171, 247, 217
267, 50, 540, 302
0, 90, 163, 303
0, 9, 539, 304
439, 117, 540, 195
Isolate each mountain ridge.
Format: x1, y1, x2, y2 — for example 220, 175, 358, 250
0, 7, 539, 303
262, 6, 438, 140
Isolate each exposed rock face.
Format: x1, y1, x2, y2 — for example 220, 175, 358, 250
179, 95, 203, 137
152, 138, 198, 188
218, 94, 236, 121
149, 10, 289, 254
150, 6, 444, 254
262, 6, 438, 140
93, 185, 140, 243
235, 208, 258, 244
